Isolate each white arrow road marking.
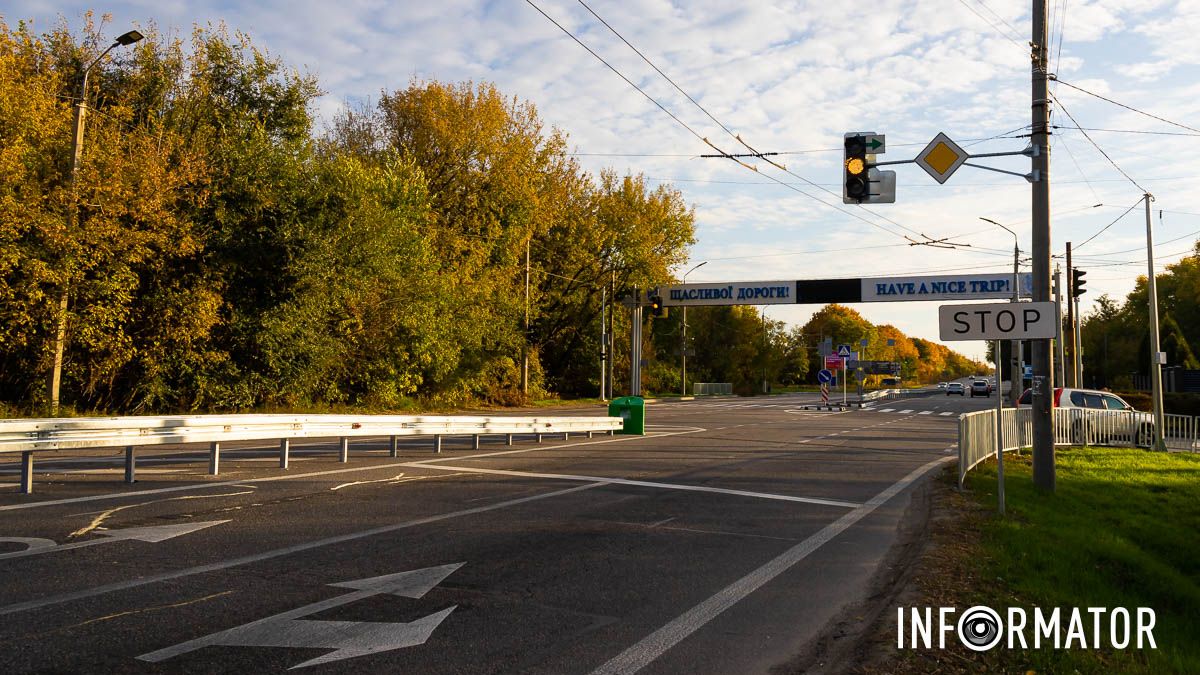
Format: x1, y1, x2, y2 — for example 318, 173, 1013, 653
138, 563, 464, 669
0, 521, 229, 560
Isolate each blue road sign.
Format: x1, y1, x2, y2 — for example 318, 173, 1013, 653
836, 345, 852, 357
818, 369, 834, 384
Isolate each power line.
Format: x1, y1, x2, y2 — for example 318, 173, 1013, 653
955, 0, 1028, 51
569, 132, 1031, 158
576, 0, 741, 147
1051, 133, 1101, 202
976, 0, 1025, 43
1052, 124, 1200, 137
1053, 78, 1200, 134
528, 0, 925, 243
1073, 199, 1142, 251
1049, 90, 1148, 193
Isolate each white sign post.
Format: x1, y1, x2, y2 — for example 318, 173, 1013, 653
938, 301, 1057, 517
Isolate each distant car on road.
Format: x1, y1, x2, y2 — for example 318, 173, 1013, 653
937, 382, 948, 389
947, 382, 966, 396
970, 380, 990, 397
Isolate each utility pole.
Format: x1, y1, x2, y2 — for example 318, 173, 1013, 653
522, 239, 530, 396
600, 284, 607, 401
1070, 240, 1080, 384
680, 262, 707, 397
630, 288, 642, 396
1054, 265, 1066, 387
1144, 194, 1167, 451
1031, 0, 1056, 491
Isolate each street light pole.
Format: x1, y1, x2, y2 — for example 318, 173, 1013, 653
680, 261, 706, 397
48, 29, 143, 416
980, 217, 1022, 407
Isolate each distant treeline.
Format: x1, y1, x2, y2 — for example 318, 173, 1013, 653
1080, 245, 1200, 389
0, 17, 983, 414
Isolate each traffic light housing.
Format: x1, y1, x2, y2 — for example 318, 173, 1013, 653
649, 295, 665, 317
843, 135, 869, 203
1071, 269, 1087, 297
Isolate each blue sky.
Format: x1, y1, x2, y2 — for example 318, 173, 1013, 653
9, 1, 1200, 361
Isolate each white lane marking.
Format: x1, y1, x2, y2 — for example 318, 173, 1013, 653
408, 427, 707, 466
898, 409, 914, 414
0, 430, 706, 513
139, 563, 463, 668
918, 411, 933, 415
939, 412, 955, 416
69, 490, 255, 538
398, 463, 861, 509
0, 521, 229, 561
879, 409, 895, 413
0, 482, 605, 617
590, 456, 955, 675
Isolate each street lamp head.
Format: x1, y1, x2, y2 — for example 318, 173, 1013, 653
115, 30, 144, 46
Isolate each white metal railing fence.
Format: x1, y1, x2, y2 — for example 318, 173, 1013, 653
0, 413, 625, 494
959, 407, 1199, 486
693, 383, 733, 396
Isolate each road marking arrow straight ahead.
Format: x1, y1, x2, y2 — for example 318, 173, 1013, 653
138, 562, 464, 669
0, 520, 229, 561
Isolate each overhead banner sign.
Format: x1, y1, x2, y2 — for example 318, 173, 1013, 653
938, 301, 1058, 341
861, 273, 1032, 303
661, 281, 795, 306
660, 273, 1033, 307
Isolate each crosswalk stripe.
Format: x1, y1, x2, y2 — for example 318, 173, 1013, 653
899, 409, 914, 414
880, 408, 895, 413
939, 412, 954, 416
918, 410, 933, 415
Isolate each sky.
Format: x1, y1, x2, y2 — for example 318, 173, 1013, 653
8, 0, 1200, 362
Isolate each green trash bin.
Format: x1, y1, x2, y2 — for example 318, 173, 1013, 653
608, 396, 645, 435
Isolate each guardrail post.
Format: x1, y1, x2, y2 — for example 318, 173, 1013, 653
536, 433, 543, 443
339, 437, 349, 463
279, 439, 290, 469
563, 432, 570, 440
208, 442, 220, 475
473, 434, 481, 450
506, 433, 514, 446
587, 431, 594, 438
20, 451, 33, 494
433, 434, 442, 453
124, 446, 136, 484
609, 429, 615, 435
390, 435, 399, 458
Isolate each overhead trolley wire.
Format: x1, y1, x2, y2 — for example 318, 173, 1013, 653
526, 0, 925, 243
1053, 78, 1200, 135
1049, 91, 1149, 194
1072, 199, 1144, 252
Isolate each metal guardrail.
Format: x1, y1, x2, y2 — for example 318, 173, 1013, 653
958, 407, 1199, 487
693, 383, 732, 396
0, 413, 625, 494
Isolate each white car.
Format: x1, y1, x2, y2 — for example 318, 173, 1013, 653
946, 382, 966, 396
937, 382, 948, 389
1018, 387, 1156, 447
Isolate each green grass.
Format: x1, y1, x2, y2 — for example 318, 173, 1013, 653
965, 447, 1200, 673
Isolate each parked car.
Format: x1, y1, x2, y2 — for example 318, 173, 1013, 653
1017, 387, 1155, 447
946, 382, 966, 396
970, 380, 990, 397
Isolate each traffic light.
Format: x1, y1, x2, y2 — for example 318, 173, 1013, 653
648, 295, 665, 317
843, 135, 869, 204
1071, 268, 1087, 297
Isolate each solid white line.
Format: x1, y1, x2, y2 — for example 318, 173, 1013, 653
0, 482, 606, 617
400, 464, 861, 509
0, 430, 705, 512
589, 456, 955, 675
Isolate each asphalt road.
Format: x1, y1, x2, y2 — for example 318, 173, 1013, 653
0, 389, 997, 674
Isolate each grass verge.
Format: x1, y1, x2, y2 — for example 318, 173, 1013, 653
863, 447, 1200, 674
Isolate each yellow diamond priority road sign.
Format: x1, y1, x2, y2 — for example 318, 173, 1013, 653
915, 132, 968, 184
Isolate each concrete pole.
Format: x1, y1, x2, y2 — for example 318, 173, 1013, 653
1054, 266, 1066, 388
1144, 194, 1167, 451
522, 239, 530, 396
600, 284, 607, 401
1031, 0, 1056, 491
